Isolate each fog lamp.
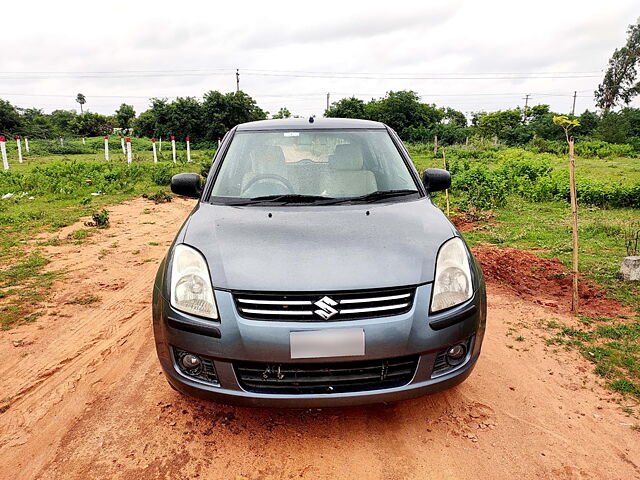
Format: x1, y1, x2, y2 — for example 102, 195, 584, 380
445, 344, 467, 366
181, 353, 202, 371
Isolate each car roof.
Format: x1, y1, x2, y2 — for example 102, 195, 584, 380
235, 117, 386, 131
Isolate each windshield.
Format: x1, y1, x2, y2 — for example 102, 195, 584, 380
209, 129, 419, 204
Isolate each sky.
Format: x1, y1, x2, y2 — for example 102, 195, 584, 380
1, 0, 638, 119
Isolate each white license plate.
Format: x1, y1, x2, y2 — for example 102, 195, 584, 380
290, 328, 365, 359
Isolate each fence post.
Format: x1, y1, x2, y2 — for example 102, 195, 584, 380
82, 137, 86, 145
16, 136, 23, 163
152, 138, 158, 163
442, 147, 450, 217
568, 136, 579, 313
186, 137, 191, 163
433, 135, 438, 154
60, 136, 64, 146
24, 136, 29, 153
159, 136, 162, 152
104, 136, 109, 161
171, 136, 176, 164
0, 136, 8, 171
120, 136, 126, 154
126, 137, 132, 165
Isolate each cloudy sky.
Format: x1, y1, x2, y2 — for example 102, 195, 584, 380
1, 0, 638, 118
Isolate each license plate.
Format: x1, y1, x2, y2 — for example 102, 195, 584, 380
290, 328, 365, 359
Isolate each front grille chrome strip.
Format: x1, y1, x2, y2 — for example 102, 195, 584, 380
339, 303, 410, 314
237, 298, 313, 306
240, 308, 314, 316
339, 293, 411, 304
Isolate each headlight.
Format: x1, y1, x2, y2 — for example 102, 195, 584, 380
170, 244, 218, 319
431, 237, 473, 313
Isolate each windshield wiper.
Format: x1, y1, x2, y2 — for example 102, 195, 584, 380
228, 194, 336, 205
321, 189, 419, 204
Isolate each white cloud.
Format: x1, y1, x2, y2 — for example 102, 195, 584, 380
1, 0, 638, 120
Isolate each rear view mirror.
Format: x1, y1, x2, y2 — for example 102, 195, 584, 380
171, 173, 202, 198
422, 168, 451, 193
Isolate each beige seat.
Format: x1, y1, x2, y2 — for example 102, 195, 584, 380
321, 144, 377, 197
240, 145, 288, 193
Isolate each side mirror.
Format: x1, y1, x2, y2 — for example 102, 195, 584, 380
422, 168, 451, 193
171, 173, 202, 198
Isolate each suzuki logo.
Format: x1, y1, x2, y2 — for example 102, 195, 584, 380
314, 296, 338, 320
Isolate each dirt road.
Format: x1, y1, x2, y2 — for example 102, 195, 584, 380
0, 198, 638, 480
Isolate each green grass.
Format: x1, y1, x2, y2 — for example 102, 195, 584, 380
0, 152, 201, 328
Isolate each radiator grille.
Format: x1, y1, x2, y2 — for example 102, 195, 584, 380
233, 286, 416, 322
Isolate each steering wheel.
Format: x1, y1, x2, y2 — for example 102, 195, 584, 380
243, 174, 295, 193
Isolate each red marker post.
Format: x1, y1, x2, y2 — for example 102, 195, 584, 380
152, 137, 158, 163
1, 136, 8, 171
171, 136, 176, 164
186, 136, 191, 163
126, 137, 132, 165
104, 136, 109, 161
16, 136, 23, 163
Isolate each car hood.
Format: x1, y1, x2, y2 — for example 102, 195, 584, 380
182, 198, 456, 292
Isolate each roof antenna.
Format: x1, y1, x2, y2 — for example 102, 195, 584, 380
308, 116, 314, 124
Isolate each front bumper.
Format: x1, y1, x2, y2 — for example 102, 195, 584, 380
152, 283, 486, 408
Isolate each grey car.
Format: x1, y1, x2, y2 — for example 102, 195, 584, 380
152, 117, 486, 407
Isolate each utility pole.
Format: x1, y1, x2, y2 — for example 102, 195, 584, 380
236, 69, 240, 92
523, 94, 530, 121
571, 90, 577, 116
326, 92, 330, 111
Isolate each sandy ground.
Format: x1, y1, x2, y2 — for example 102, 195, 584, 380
0, 197, 638, 480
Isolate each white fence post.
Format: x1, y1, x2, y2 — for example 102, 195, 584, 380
0, 136, 8, 171
60, 136, 64, 146
152, 137, 158, 163
186, 136, 191, 163
159, 136, 162, 151
24, 136, 29, 153
171, 136, 176, 164
16, 136, 23, 163
120, 136, 126, 154
104, 135, 109, 161
126, 137, 132, 165
82, 137, 86, 145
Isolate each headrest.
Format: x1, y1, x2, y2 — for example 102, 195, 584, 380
330, 144, 364, 170
250, 145, 286, 173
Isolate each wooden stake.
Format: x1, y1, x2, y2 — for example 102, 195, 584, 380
433, 135, 438, 154
568, 136, 579, 313
442, 147, 450, 216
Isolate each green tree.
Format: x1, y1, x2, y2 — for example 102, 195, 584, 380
577, 110, 600, 136
17, 108, 54, 137
365, 91, 443, 137
70, 112, 114, 136
272, 107, 291, 119
201, 91, 266, 140
75, 93, 86, 114
0, 99, 22, 134
595, 111, 630, 143
473, 109, 523, 140
115, 103, 136, 130
49, 110, 77, 136
324, 97, 367, 118
595, 19, 640, 111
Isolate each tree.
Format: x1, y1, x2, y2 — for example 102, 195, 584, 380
595, 111, 630, 143
201, 91, 266, 140
577, 110, 600, 136
473, 109, 523, 140
70, 112, 114, 136
0, 99, 21, 134
365, 91, 443, 136
324, 97, 367, 118
595, 19, 640, 111
49, 110, 77, 136
272, 107, 291, 119
115, 103, 136, 130
76, 93, 86, 114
